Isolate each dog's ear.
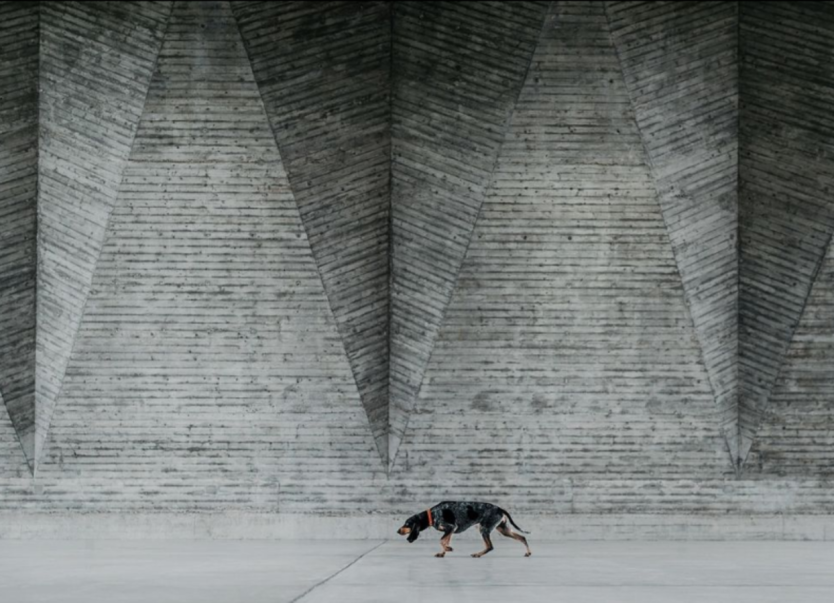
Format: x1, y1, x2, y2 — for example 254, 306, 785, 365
407, 526, 420, 542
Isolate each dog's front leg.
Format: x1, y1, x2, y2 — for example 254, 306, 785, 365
435, 528, 455, 558
471, 527, 495, 558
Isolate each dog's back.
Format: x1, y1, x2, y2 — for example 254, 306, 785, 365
433, 501, 504, 533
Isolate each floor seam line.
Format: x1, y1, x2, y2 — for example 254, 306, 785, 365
290, 540, 385, 603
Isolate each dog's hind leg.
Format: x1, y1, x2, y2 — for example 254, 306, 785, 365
497, 524, 532, 557
471, 526, 495, 558
435, 528, 454, 558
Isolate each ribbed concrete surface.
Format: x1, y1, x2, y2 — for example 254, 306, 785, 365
0, 399, 29, 478
389, 0, 549, 468
607, 1, 738, 457
5, 511, 834, 540
233, 1, 392, 465
0, 1, 38, 469
2, 0, 834, 517
36, 1, 382, 510
738, 1, 834, 463
35, 0, 172, 467
392, 1, 731, 490
746, 239, 834, 477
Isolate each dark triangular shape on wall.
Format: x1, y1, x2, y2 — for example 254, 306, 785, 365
738, 1, 834, 466
0, 1, 39, 472
234, 1, 392, 466
608, 1, 739, 464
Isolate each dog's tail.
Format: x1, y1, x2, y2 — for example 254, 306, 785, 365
500, 508, 530, 534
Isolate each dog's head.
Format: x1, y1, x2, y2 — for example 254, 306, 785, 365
397, 513, 423, 543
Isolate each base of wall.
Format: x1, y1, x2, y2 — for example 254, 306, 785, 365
2, 512, 834, 540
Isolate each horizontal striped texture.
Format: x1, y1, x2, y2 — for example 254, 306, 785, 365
389, 0, 550, 468
36, 0, 172, 466
0, 392, 29, 478
37, 1, 382, 507
738, 1, 834, 463
233, 1, 391, 465
745, 241, 834, 477
0, 1, 38, 468
391, 1, 731, 497
2, 476, 834, 514
607, 0, 739, 458
0, 0, 832, 514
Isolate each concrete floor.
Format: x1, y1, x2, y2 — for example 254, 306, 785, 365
1, 540, 833, 602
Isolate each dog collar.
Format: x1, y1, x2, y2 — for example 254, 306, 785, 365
426, 509, 433, 527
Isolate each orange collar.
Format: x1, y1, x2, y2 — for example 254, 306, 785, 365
426, 508, 433, 528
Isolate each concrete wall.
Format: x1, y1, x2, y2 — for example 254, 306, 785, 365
234, 1, 393, 464
1, 1, 834, 533
738, 1, 834, 465
389, 1, 549, 470
36, 1, 172, 470
0, 1, 38, 473
608, 1, 739, 457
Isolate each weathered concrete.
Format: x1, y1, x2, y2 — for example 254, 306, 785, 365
1, 540, 833, 602
233, 1, 392, 465
392, 1, 732, 491
607, 1, 739, 459
738, 1, 834, 464
0, 1, 38, 470
0, 540, 380, 603
0, 401, 29, 478
36, 0, 383, 508
2, 0, 834, 522
3, 512, 834, 541
36, 1, 172, 469
389, 0, 550, 469
746, 240, 834, 477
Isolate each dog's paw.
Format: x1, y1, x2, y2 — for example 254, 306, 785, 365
471, 553, 480, 558
525, 552, 532, 557
444, 547, 454, 552
434, 552, 446, 558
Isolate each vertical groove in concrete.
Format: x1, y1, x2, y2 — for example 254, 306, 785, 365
738, 2, 834, 465
606, 1, 739, 462
389, 0, 551, 469
0, 388, 29, 477
0, 1, 39, 470
392, 0, 731, 484
385, 0, 396, 470
37, 0, 382, 507
35, 1, 173, 467
232, 1, 392, 466
735, 0, 741, 471
745, 236, 834, 477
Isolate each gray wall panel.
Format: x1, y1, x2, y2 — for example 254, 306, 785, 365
389, 0, 550, 468
0, 0, 832, 518
36, 1, 172, 467
37, 0, 382, 510
746, 241, 834, 477
738, 2, 834, 463
0, 1, 38, 468
391, 1, 732, 502
233, 1, 391, 465
607, 1, 738, 458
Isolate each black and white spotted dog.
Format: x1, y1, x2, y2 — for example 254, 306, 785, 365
397, 501, 531, 558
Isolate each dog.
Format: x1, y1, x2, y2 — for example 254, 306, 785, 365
397, 501, 531, 558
